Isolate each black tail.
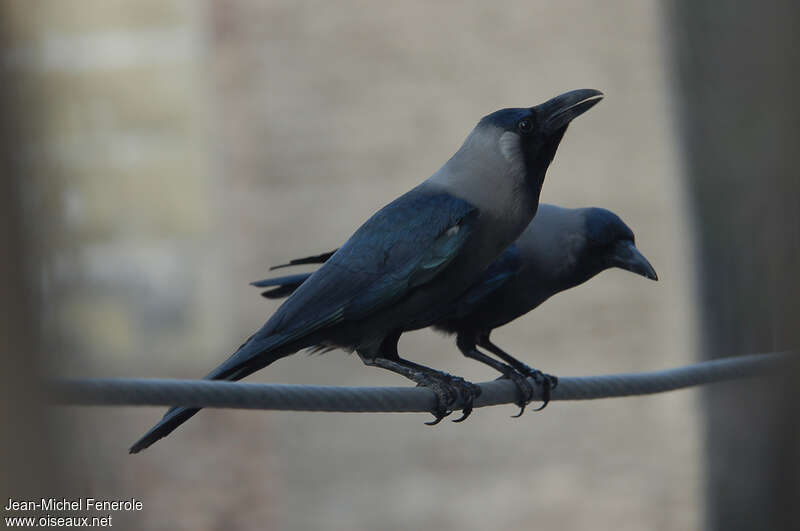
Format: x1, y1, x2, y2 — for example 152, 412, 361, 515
129, 406, 201, 454
269, 249, 337, 270
129, 334, 287, 454
250, 272, 313, 299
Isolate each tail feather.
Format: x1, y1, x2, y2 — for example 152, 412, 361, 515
128, 334, 288, 454
129, 406, 200, 454
250, 272, 313, 299
269, 250, 337, 270
260, 284, 303, 299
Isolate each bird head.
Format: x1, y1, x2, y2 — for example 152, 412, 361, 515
478, 89, 604, 188
578, 207, 658, 281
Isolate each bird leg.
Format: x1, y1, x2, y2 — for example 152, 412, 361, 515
476, 334, 557, 411
357, 352, 481, 425
457, 335, 534, 417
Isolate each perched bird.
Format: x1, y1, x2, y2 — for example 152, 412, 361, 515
129, 89, 602, 453
253, 204, 657, 414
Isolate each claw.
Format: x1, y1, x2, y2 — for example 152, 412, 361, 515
452, 404, 472, 423
532, 376, 553, 411
451, 380, 480, 423
415, 371, 481, 425
499, 369, 534, 419
509, 364, 557, 412
418, 379, 454, 425
418, 372, 482, 425
425, 411, 450, 425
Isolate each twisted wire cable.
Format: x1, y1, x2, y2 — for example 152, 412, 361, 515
48, 351, 796, 413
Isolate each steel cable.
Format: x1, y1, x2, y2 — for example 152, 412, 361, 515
48, 351, 796, 413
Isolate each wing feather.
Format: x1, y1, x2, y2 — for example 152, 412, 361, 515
250, 188, 478, 348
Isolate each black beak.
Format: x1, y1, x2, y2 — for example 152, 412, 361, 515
610, 240, 658, 281
537, 89, 604, 131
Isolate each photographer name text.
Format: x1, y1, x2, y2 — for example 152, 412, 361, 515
5, 497, 142, 512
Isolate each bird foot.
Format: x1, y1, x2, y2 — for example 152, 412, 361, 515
516, 365, 557, 411
449, 376, 482, 423
494, 368, 535, 417
496, 364, 557, 414
415, 372, 481, 425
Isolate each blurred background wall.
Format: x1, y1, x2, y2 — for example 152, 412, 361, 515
0, 1, 228, 378
9, 0, 788, 529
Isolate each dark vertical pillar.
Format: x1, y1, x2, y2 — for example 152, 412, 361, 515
668, 2, 800, 529
0, 8, 62, 502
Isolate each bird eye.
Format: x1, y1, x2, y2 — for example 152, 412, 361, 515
517, 118, 533, 134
